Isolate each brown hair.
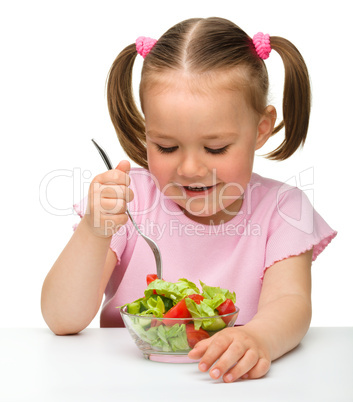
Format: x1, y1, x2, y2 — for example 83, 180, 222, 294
107, 17, 311, 169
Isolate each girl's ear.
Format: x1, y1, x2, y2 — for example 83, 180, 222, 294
255, 105, 277, 150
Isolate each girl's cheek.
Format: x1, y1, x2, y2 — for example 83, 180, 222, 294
147, 158, 170, 188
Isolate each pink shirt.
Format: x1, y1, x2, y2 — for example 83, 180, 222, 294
74, 168, 337, 327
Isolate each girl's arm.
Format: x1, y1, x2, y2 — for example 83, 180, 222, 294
41, 220, 117, 335
244, 248, 312, 361
41, 162, 131, 335
188, 249, 313, 382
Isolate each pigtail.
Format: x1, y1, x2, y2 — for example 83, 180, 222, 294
106, 44, 148, 169
267, 36, 311, 160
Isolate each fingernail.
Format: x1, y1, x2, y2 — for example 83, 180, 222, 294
211, 368, 221, 379
224, 373, 233, 382
242, 373, 249, 379
199, 363, 208, 372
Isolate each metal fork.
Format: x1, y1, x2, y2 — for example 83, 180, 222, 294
91, 138, 163, 279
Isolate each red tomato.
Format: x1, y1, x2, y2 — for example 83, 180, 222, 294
185, 323, 210, 348
162, 299, 192, 326
146, 274, 159, 286
146, 274, 161, 295
187, 294, 204, 304
216, 299, 236, 324
150, 319, 163, 328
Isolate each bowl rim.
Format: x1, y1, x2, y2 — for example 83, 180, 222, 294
119, 305, 240, 321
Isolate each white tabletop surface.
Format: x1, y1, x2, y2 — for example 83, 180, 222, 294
1, 327, 352, 402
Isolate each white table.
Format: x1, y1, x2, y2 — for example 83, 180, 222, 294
1, 327, 352, 401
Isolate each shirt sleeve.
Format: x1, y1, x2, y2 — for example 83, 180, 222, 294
72, 197, 87, 230
264, 186, 337, 271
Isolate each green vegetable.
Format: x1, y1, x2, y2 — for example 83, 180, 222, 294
125, 294, 173, 318
139, 295, 165, 317
200, 281, 236, 304
131, 322, 189, 352
175, 278, 201, 296
185, 298, 226, 331
127, 300, 141, 315
137, 317, 152, 329
144, 278, 200, 302
151, 294, 174, 311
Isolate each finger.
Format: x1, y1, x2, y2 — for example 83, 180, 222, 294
95, 168, 130, 186
244, 357, 271, 379
188, 337, 212, 360
221, 349, 258, 383
206, 340, 247, 380
100, 185, 127, 199
98, 186, 134, 205
196, 336, 234, 375
100, 185, 125, 199
100, 198, 127, 215
116, 160, 131, 174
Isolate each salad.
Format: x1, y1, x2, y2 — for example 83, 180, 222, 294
120, 275, 237, 353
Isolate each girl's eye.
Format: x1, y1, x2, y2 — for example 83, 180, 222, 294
155, 144, 229, 155
156, 145, 178, 154
205, 146, 229, 155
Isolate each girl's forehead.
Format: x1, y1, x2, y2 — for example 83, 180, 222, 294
140, 69, 257, 122
142, 68, 248, 97
142, 71, 259, 131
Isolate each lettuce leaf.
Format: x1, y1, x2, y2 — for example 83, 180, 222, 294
200, 281, 236, 303
139, 295, 165, 317
184, 297, 227, 331
144, 278, 200, 303
176, 278, 201, 296
144, 279, 182, 302
131, 323, 189, 352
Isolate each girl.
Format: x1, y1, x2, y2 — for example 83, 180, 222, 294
41, 17, 336, 382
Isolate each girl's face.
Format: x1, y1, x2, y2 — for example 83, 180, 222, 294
144, 74, 274, 225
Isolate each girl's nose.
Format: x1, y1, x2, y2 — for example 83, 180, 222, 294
176, 153, 208, 178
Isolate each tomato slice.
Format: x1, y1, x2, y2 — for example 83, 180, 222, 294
216, 299, 236, 324
146, 274, 159, 286
162, 299, 192, 326
187, 294, 204, 304
146, 274, 162, 295
150, 319, 163, 328
185, 323, 210, 348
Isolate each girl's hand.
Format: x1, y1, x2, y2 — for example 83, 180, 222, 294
188, 326, 271, 382
82, 160, 134, 238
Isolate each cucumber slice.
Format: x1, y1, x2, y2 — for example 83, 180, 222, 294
201, 317, 226, 332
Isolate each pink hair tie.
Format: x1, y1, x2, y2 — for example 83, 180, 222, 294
136, 36, 157, 58
253, 32, 271, 60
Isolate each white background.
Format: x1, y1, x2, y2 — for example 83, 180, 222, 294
0, 0, 351, 329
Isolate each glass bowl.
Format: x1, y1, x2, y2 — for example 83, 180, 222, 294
120, 305, 240, 363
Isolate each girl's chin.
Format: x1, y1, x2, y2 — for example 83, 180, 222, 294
179, 197, 243, 225
163, 184, 243, 223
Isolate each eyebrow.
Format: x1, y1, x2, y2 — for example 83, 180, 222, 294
146, 131, 238, 140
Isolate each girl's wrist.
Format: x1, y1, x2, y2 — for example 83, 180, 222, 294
242, 321, 273, 360
78, 216, 113, 244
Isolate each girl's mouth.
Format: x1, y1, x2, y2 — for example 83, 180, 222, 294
185, 185, 213, 192
182, 185, 216, 196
